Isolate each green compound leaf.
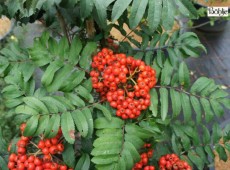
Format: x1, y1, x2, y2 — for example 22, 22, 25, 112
79, 42, 97, 70
170, 89, 181, 118
94, 104, 112, 121
44, 114, 60, 138
34, 115, 50, 136
179, 62, 190, 89
112, 0, 132, 22
23, 96, 49, 114
95, 117, 124, 129
162, 0, 175, 30
71, 110, 88, 137
216, 144, 228, 162
148, 0, 162, 30
129, 0, 148, 29
62, 143, 76, 168
75, 153, 90, 170
41, 60, 63, 86
80, 0, 94, 19
149, 88, 158, 117
160, 88, 168, 121
23, 114, 39, 137
61, 112, 75, 144
181, 93, 192, 122
82, 108, 94, 138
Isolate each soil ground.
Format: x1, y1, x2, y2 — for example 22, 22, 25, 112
196, 0, 230, 7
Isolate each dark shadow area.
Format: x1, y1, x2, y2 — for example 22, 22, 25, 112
187, 21, 230, 127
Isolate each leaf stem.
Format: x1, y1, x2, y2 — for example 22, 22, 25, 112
55, 4, 71, 46
155, 85, 209, 100
133, 45, 173, 52
119, 125, 126, 157
75, 65, 90, 74
121, 21, 146, 42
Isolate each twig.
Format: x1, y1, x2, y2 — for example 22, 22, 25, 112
55, 4, 71, 45
29, 141, 39, 148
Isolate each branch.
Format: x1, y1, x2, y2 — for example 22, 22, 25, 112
119, 125, 126, 157
55, 5, 71, 45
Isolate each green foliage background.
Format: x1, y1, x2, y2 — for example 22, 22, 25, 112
0, 0, 230, 169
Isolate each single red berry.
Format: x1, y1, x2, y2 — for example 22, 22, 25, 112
50, 138, 58, 145
27, 162, 35, 170
17, 140, 27, 148
17, 163, 25, 170
50, 162, 58, 169
8, 161, 15, 169
19, 155, 27, 162
60, 165, 68, 170
21, 136, 29, 142
28, 155, 35, 163
42, 147, 49, 155
34, 157, 42, 166
35, 166, 43, 170
43, 154, 51, 162
57, 143, 64, 152
38, 140, 45, 149
49, 145, 58, 154
9, 153, 17, 162
20, 123, 26, 132
45, 139, 52, 147
17, 147, 26, 154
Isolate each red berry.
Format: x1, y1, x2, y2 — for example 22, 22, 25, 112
20, 136, 30, 142
19, 155, 27, 162
49, 145, 58, 154
50, 138, 58, 145
45, 139, 52, 147
43, 154, 51, 162
34, 157, 42, 166
28, 155, 35, 163
9, 153, 17, 162
8, 161, 15, 169
38, 140, 45, 149
28, 163, 35, 170
57, 143, 64, 152
42, 147, 49, 155
35, 166, 43, 170
60, 165, 68, 170
20, 123, 26, 132
50, 162, 58, 169
17, 147, 26, 154
17, 163, 25, 170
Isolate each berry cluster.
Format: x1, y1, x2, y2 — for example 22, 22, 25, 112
159, 154, 192, 170
132, 143, 155, 170
8, 123, 72, 170
90, 48, 156, 119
